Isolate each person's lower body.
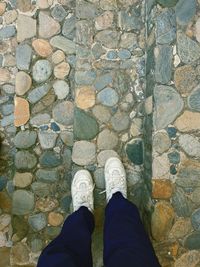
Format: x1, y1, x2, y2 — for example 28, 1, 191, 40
37, 192, 160, 267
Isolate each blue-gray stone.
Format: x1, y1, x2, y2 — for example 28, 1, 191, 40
97, 87, 119, 107
176, 166, 200, 188
15, 151, 37, 170
67, 55, 76, 67
28, 84, 50, 104
188, 85, 200, 112
62, 15, 75, 40
2, 104, 14, 116
75, 70, 96, 85
155, 45, 173, 84
118, 49, 131, 60
31, 182, 51, 197
107, 50, 118, 60
168, 151, 180, 164
156, 0, 178, 7
16, 43, 32, 71
156, 9, 176, 44
177, 32, 200, 64
36, 169, 59, 183
0, 26, 16, 39
167, 127, 177, 138
76, 0, 97, 19
170, 165, 177, 175
53, 101, 74, 126
14, 130, 37, 149
12, 190, 35, 215
184, 232, 200, 250
51, 4, 67, 21
94, 73, 113, 91
50, 36, 76, 54
0, 96, 9, 105
6, 180, 15, 196
118, 8, 142, 31
39, 151, 62, 168
1, 114, 14, 127
176, 0, 196, 26
91, 43, 106, 59
28, 213, 47, 231
31, 239, 43, 253
74, 108, 99, 140
51, 122, 60, 132
32, 60, 52, 83
2, 84, 15, 94
191, 209, 200, 231
172, 187, 193, 217
0, 176, 7, 191
126, 139, 143, 165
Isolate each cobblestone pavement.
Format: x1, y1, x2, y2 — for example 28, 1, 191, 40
0, 0, 200, 266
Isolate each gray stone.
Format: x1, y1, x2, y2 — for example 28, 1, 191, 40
0, 26, 16, 39
32, 60, 52, 83
39, 151, 62, 168
114, 71, 131, 94
177, 165, 200, 188
155, 45, 173, 84
17, 15, 36, 42
179, 134, 200, 158
156, 9, 176, 44
75, 70, 96, 85
31, 182, 51, 197
126, 139, 143, 165
184, 232, 200, 250
95, 30, 120, 49
39, 11, 60, 38
97, 88, 119, 107
172, 187, 193, 217
97, 150, 119, 167
36, 169, 59, 183
191, 209, 200, 231
76, 20, 93, 47
118, 9, 142, 31
94, 73, 113, 91
14, 130, 37, 149
97, 129, 118, 150
51, 4, 67, 21
2, 84, 15, 94
0, 114, 14, 127
72, 141, 96, 166
94, 168, 105, 189
30, 113, 51, 126
188, 85, 200, 112
111, 111, 130, 132
50, 36, 76, 54
92, 42, 106, 59
15, 151, 37, 170
12, 190, 35, 215
28, 84, 51, 104
62, 15, 75, 40
74, 108, 99, 140
153, 85, 184, 130
120, 32, 137, 50
28, 213, 47, 231
118, 49, 131, 60
60, 131, 74, 147
76, 0, 97, 19
92, 105, 111, 123
177, 32, 200, 64
16, 44, 32, 71
38, 131, 58, 149
53, 101, 74, 126
53, 80, 69, 100
153, 131, 171, 153
175, 0, 196, 26
2, 104, 14, 115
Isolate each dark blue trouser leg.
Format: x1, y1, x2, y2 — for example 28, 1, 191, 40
37, 207, 94, 267
103, 192, 161, 267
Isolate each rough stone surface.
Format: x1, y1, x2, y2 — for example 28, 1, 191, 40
191, 209, 200, 231
153, 131, 171, 154
53, 101, 74, 126
97, 129, 118, 150
179, 134, 200, 158
174, 111, 200, 132
72, 141, 96, 166
53, 80, 69, 100
97, 150, 119, 167
126, 139, 143, 165
15, 151, 37, 170
172, 187, 193, 217
169, 218, 192, 239
17, 15, 36, 42
28, 84, 51, 104
174, 251, 200, 267
13, 172, 33, 188
175, 0, 196, 26
12, 190, 35, 215
54, 62, 70, 79
38, 131, 58, 149
36, 169, 59, 183
14, 130, 37, 149
15, 71, 32, 96
32, 60, 52, 83
153, 153, 170, 178
111, 111, 130, 132
28, 213, 47, 231
39, 12, 61, 38
16, 44, 32, 71
76, 86, 95, 109
39, 151, 62, 168
50, 36, 76, 54
184, 232, 200, 250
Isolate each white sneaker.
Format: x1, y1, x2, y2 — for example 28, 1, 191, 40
71, 170, 94, 212
105, 157, 127, 202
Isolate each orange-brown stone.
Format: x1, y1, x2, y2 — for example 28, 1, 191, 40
0, 192, 12, 213
174, 110, 200, 132
0, 2, 6, 16
14, 97, 30, 127
32, 39, 53, 57
54, 62, 70, 79
48, 212, 64, 226
152, 179, 173, 199
76, 86, 96, 109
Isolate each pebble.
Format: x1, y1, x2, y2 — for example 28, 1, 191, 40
39, 11, 60, 38
4, 10, 18, 24
38, 131, 58, 149
0, 2, 6, 15
31, 182, 51, 197
30, 113, 51, 126
152, 179, 173, 200
118, 49, 131, 60
191, 208, 200, 231
174, 111, 200, 132
32, 60, 52, 83
174, 65, 197, 95
15, 71, 32, 96
1, 113, 14, 127
32, 39, 53, 57
107, 50, 118, 60
177, 32, 200, 64
60, 131, 74, 146
72, 141, 96, 166
75, 86, 95, 109
39, 151, 62, 168
179, 134, 200, 158
28, 83, 51, 104
97, 150, 119, 167
51, 4, 67, 21
36, 198, 59, 212
50, 36, 76, 54
75, 70, 96, 85
126, 139, 143, 165
52, 50, 65, 64
15, 151, 37, 170
54, 62, 70, 79
45, 226, 61, 238
76, 0, 97, 19
97, 87, 119, 107
111, 111, 130, 132
17, 15, 36, 42
10, 243, 30, 266
168, 151, 180, 164
176, 161, 200, 188
28, 213, 47, 231
2, 104, 14, 116
184, 232, 200, 250
94, 73, 113, 91
172, 187, 192, 217
16, 44, 32, 71
0, 214, 11, 231
0, 192, 11, 213
62, 15, 75, 39
31, 238, 43, 253
151, 201, 175, 241
153, 85, 184, 130
100, 0, 117, 10
153, 131, 171, 154
174, 251, 200, 267
53, 80, 69, 100
169, 218, 192, 239
95, 11, 114, 30
175, 0, 196, 26
74, 108, 99, 140
120, 32, 137, 50
97, 129, 118, 150
48, 212, 64, 226
153, 153, 170, 178
0, 68, 11, 84
95, 30, 120, 49
14, 97, 30, 127
13, 172, 33, 188
0, 26, 16, 40
14, 130, 37, 149
12, 190, 35, 215
36, 169, 59, 183
53, 101, 74, 126
92, 105, 111, 123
